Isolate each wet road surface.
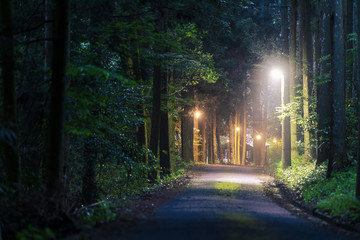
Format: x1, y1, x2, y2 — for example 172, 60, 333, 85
128, 165, 355, 240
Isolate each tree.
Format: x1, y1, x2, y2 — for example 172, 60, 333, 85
44, 0, 70, 193
317, 0, 332, 166
355, 0, 360, 199
289, 0, 299, 159
159, 68, 171, 176
299, 0, 313, 163
280, 0, 291, 169
181, 89, 194, 163
241, 89, 247, 166
0, 0, 20, 186
331, 0, 346, 170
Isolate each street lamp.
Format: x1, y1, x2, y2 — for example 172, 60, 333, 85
236, 127, 240, 131
195, 111, 201, 118
256, 134, 261, 140
270, 68, 291, 169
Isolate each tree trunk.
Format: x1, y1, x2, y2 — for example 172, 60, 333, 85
300, 0, 313, 163
212, 108, 218, 163
82, 138, 97, 204
207, 114, 213, 164
229, 109, 234, 164
181, 90, 194, 163
234, 103, 238, 164
332, 0, 346, 169
159, 70, 171, 176
0, 0, 20, 186
44, 0, 54, 82
355, 0, 360, 199
289, 0, 299, 159
317, 0, 333, 166
216, 129, 223, 164
241, 91, 247, 166
45, 0, 70, 193
281, 0, 291, 168
149, 64, 161, 181
201, 117, 206, 163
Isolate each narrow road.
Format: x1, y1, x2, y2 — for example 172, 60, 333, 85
127, 165, 354, 240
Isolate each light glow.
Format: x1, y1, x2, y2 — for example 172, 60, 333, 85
195, 111, 201, 118
236, 127, 240, 131
256, 135, 261, 140
270, 69, 284, 79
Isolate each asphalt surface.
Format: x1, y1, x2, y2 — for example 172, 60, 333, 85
128, 165, 355, 240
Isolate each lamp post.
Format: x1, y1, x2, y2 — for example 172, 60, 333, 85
271, 69, 291, 169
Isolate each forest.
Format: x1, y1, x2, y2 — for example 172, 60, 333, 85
1, 0, 360, 239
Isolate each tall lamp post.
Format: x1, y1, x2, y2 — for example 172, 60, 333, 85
271, 69, 291, 168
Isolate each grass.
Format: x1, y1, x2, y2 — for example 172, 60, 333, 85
266, 144, 360, 221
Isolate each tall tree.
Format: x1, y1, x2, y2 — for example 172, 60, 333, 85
181, 89, 194, 163
159, 68, 171, 176
317, 0, 332, 166
300, 0, 313, 163
241, 89, 247, 166
332, 0, 346, 169
355, 0, 360, 199
289, 0, 299, 159
212, 108, 218, 163
229, 100, 234, 164
0, 0, 20, 186
45, 0, 70, 193
281, 0, 291, 168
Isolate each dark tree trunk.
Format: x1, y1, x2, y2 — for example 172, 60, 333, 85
332, 0, 346, 169
181, 90, 194, 163
355, 0, 360, 199
44, 0, 54, 82
317, 0, 333, 166
0, 0, 20, 186
45, 0, 69, 193
159, 69, 171, 176
207, 114, 213, 164
150, 66, 161, 155
82, 139, 97, 204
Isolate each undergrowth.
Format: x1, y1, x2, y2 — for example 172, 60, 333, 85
267, 145, 360, 221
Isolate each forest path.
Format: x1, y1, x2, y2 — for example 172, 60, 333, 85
124, 165, 354, 240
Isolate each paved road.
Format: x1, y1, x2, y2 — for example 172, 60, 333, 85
128, 165, 354, 240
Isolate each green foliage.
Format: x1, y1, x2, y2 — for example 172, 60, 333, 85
79, 201, 117, 230
272, 158, 360, 221
15, 225, 55, 240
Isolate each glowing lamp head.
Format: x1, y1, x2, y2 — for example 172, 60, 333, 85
273, 138, 277, 143
236, 127, 240, 131
270, 69, 284, 79
195, 111, 201, 118
256, 135, 261, 140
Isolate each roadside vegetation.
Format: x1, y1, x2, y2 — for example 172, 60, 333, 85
267, 142, 360, 222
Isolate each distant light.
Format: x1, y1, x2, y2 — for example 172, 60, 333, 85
256, 135, 261, 140
236, 127, 240, 131
195, 111, 201, 118
273, 138, 277, 143
227, 139, 230, 143
270, 69, 284, 79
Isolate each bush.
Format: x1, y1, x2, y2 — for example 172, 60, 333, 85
270, 156, 360, 221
